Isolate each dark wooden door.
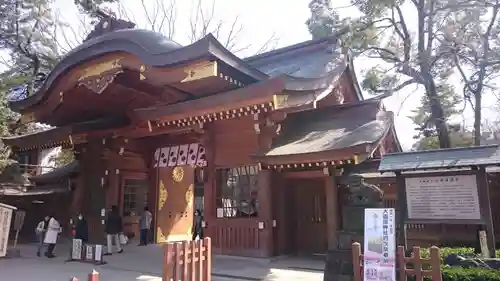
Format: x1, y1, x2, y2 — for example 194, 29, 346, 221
293, 179, 327, 255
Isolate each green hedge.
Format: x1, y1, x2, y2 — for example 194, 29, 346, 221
405, 268, 500, 281
441, 268, 500, 281
409, 247, 500, 281
418, 247, 500, 260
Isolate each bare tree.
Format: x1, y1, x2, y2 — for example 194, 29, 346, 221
68, 0, 279, 55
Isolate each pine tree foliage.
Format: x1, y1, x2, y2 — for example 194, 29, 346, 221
304, 0, 500, 148
439, 4, 500, 145
306, 0, 339, 39
74, 0, 119, 18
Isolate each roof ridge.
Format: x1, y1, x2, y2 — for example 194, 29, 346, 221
244, 35, 338, 63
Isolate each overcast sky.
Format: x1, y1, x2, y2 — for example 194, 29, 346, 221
48, 0, 499, 150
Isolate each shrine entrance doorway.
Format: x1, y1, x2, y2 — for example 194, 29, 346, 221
286, 178, 328, 256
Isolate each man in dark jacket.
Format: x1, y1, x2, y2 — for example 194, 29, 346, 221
104, 205, 123, 255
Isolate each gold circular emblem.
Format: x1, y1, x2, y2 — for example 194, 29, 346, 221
172, 167, 184, 182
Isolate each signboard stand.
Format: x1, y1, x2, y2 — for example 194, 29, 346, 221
66, 239, 106, 265
0, 203, 17, 258
363, 208, 396, 281
378, 146, 500, 258
394, 169, 496, 257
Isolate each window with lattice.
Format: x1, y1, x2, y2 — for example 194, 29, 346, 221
122, 179, 148, 217
215, 165, 259, 218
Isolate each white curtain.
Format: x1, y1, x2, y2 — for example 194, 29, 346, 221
37, 147, 61, 174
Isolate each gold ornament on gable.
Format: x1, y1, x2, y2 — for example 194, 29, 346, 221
78, 58, 123, 81
185, 184, 194, 208
77, 57, 124, 94
156, 227, 167, 243
158, 180, 168, 211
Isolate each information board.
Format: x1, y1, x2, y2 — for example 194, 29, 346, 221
364, 208, 396, 281
405, 175, 481, 221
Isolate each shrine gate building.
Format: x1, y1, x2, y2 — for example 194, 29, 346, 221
2, 18, 401, 257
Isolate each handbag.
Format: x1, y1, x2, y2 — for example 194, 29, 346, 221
119, 233, 128, 245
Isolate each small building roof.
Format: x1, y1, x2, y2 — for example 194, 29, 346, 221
256, 99, 393, 165
29, 161, 79, 184
0, 184, 69, 197
2, 117, 129, 150
378, 145, 500, 172
0, 202, 17, 210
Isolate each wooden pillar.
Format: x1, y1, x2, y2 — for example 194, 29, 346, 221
71, 173, 85, 216
257, 169, 273, 257
201, 125, 216, 228
325, 171, 339, 249
477, 167, 496, 257
395, 171, 408, 249
106, 152, 121, 209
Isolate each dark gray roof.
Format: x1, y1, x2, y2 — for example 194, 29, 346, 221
378, 145, 500, 172
245, 36, 349, 92
265, 100, 392, 157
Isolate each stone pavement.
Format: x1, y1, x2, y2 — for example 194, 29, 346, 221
0, 242, 325, 281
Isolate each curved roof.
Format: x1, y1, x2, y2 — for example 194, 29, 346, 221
245, 35, 350, 92
9, 30, 268, 112
264, 100, 391, 157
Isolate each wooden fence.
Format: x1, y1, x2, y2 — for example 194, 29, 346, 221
70, 238, 212, 281
352, 242, 442, 281
163, 237, 212, 281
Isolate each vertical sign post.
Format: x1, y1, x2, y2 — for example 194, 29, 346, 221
364, 208, 396, 281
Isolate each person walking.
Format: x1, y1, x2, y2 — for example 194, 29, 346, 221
35, 216, 50, 256
138, 206, 153, 246
74, 213, 89, 243
104, 205, 123, 255
44, 215, 62, 258
192, 209, 203, 241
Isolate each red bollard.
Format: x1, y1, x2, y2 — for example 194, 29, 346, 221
88, 270, 99, 281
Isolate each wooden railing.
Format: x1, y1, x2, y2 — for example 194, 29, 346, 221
210, 219, 260, 255
352, 242, 442, 281
18, 163, 56, 176
70, 239, 212, 281
163, 237, 212, 281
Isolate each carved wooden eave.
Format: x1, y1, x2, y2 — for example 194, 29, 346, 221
131, 77, 286, 131
258, 150, 366, 171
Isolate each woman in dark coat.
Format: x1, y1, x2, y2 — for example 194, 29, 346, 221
192, 209, 203, 240
74, 213, 89, 243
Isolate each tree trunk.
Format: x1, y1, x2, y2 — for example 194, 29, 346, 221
474, 91, 482, 146
426, 78, 451, 148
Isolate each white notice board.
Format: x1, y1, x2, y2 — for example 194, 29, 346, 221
405, 175, 481, 221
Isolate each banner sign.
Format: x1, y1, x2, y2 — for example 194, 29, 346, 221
0, 203, 16, 258
364, 208, 396, 281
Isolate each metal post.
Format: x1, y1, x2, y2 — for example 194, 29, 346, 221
477, 167, 496, 257
395, 172, 408, 249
